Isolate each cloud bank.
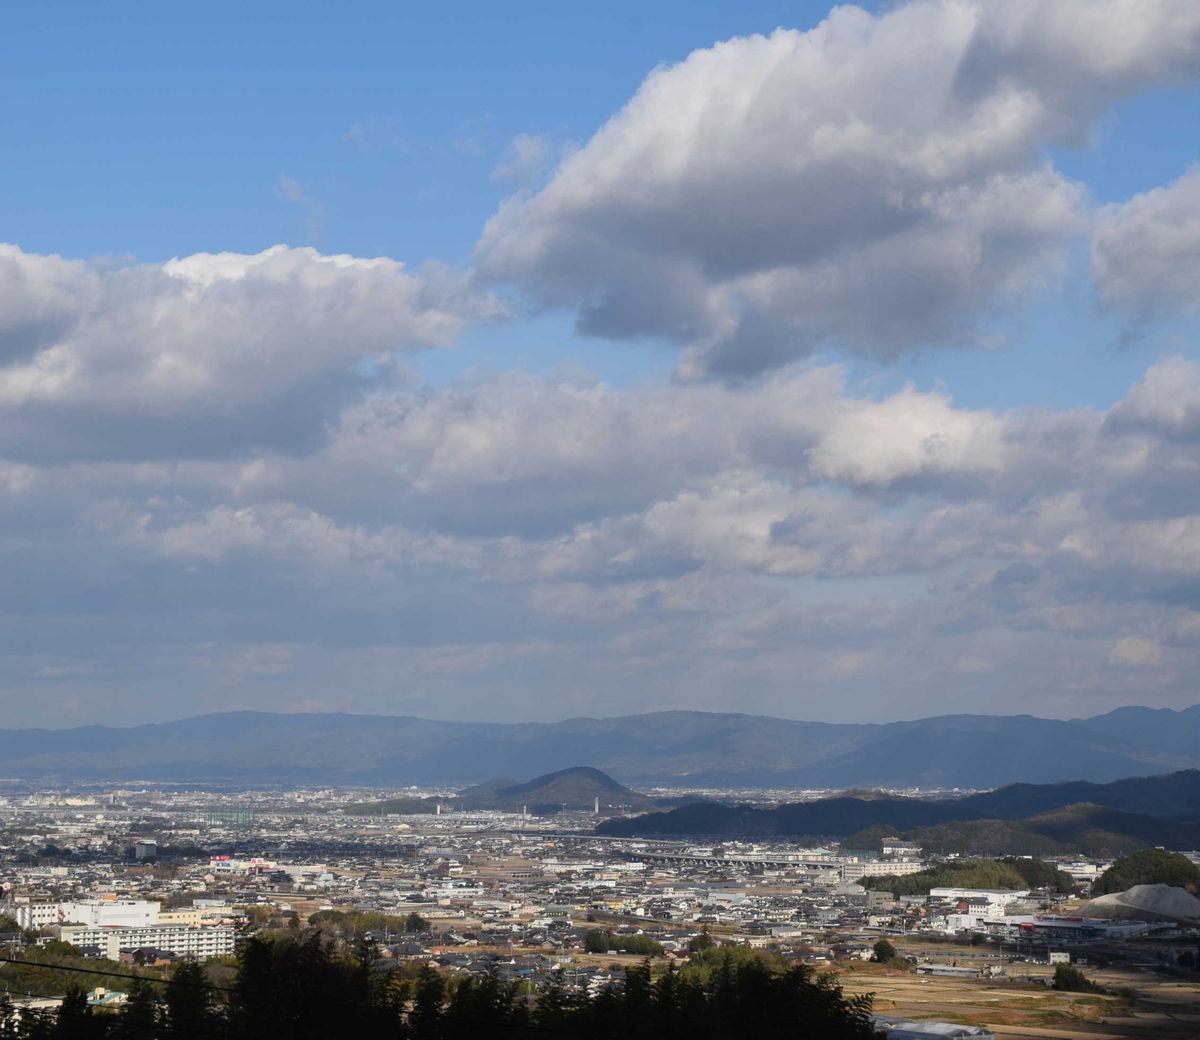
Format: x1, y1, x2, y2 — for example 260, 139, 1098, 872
2, 350, 1198, 724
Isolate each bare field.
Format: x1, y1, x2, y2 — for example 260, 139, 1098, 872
834, 960, 1200, 1040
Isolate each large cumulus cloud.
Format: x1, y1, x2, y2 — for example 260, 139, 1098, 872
0, 244, 491, 459
476, 0, 1200, 376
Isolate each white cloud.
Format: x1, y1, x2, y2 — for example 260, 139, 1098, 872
953, 654, 992, 674
477, 0, 1200, 375
1107, 354, 1200, 438
807, 385, 1007, 484
492, 133, 552, 183
0, 243, 492, 459
275, 174, 306, 203
1094, 167, 1200, 317
3, 354, 1200, 722
1108, 635, 1166, 667
275, 175, 325, 239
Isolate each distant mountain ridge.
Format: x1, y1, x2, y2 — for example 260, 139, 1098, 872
0, 705, 1197, 786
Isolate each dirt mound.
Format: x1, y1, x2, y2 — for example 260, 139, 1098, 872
1080, 883, 1200, 923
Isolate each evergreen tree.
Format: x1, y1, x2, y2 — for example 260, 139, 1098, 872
443, 973, 528, 1040
409, 965, 444, 1040
162, 961, 216, 1038
113, 978, 159, 1040
52, 987, 100, 1040
403, 913, 429, 934
15, 925, 886, 1040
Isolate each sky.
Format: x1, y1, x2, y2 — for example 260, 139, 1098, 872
0, 0, 1198, 728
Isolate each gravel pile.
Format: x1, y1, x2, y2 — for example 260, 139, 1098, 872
1080, 883, 1200, 924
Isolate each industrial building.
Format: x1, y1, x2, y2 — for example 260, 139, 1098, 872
983, 914, 1154, 942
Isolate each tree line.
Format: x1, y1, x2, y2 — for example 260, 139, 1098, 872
861, 857, 1074, 895
0, 933, 881, 1039
1092, 848, 1200, 895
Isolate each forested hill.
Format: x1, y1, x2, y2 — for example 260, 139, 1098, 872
0, 705, 1196, 785
350, 767, 656, 815
597, 769, 1200, 854
459, 767, 656, 811
954, 769, 1200, 820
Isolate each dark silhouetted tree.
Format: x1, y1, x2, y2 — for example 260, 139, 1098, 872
52, 987, 101, 1040
113, 978, 159, 1040
163, 960, 217, 1037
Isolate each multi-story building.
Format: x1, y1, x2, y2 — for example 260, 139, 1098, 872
13, 900, 160, 931
58, 923, 236, 961
841, 861, 924, 881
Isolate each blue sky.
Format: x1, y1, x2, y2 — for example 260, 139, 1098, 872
3, 2, 837, 260
0, 1, 1198, 727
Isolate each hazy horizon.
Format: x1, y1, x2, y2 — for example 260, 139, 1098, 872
1, 700, 1197, 733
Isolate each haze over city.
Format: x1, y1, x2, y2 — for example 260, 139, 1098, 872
2, 0, 1198, 730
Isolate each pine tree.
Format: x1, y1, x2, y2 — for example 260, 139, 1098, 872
162, 961, 215, 1038
410, 965, 444, 1040
51, 987, 99, 1040
113, 978, 159, 1040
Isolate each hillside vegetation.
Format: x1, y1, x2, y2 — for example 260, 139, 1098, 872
1093, 848, 1200, 895
884, 803, 1200, 859
601, 771, 1200, 853
861, 857, 1074, 896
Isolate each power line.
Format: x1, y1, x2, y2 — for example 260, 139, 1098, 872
0, 954, 237, 995
0, 983, 230, 1040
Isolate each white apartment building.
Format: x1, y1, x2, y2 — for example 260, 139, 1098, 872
14, 900, 160, 931
58, 923, 235, 961
841, 861, 924, 881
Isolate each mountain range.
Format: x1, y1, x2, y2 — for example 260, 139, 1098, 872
0, 705, 1197, 786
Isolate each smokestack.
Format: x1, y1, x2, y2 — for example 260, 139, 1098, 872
594, 797, 600, 815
